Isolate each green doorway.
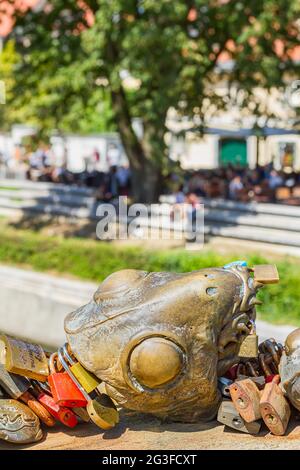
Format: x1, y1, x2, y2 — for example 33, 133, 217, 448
219, 139, 247, 167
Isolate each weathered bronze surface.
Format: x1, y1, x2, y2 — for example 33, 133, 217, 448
0, 399, 43, 444
279, 328, 300, 411
65, 264, 271, 422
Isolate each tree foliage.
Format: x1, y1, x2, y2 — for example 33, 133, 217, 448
2, 0, 300, 201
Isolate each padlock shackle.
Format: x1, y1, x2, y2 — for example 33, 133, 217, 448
49, 352, 60, 374
62, 343, 75, 366
57, 347, 90, 401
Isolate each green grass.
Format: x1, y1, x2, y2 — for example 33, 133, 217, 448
0, 222, 299, 326
0, 187, 20, 191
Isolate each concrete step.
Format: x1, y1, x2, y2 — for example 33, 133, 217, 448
203, 198, 300, 218
204, 208, 300, 232
161, 195, 300, 218
0, 198, 94, 218
0, 190, 94, 208
206, 223, 300, 246
0, 178, 94, 196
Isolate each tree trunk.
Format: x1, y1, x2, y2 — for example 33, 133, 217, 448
131, 159, 163, 204
110, 86, 164, 203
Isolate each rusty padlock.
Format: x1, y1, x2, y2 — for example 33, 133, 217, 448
48, 353, 87, 408
229, 378, 261, 423
260, 375, 291, 436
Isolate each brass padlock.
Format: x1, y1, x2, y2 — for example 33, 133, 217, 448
0, 335, 49, 382
238, 322, 258, 358
260, 375, 291, 436
0, 399, 43, 444
73, 407, 91, 423
253, 265, 279, 285
63, 344, 101, 394
217, 400, 261, 434
229, 378, 261, 423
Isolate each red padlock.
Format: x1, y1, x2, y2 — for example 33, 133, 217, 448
48, 353, 87, 408
38, 392, 78, 428
31, 381, 78, 428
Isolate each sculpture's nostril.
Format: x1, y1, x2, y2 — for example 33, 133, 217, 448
206, 287, 218, 296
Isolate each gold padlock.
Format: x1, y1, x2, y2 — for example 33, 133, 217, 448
87, 394, 119, 430
63, 344, 101, 394
253, 265, 279, 285
238, 335, 259, 358
238, 322, 258, 358
0, 335, 49, 382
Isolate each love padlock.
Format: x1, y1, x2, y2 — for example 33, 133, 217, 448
260, 374, 291, 436
48, 352, 87, 408
229, 378, 261, 423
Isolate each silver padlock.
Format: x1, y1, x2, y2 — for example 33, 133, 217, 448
217, 400, 261, 434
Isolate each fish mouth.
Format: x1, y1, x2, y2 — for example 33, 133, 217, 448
217, 309, 255, 358
217, 264, 262, 359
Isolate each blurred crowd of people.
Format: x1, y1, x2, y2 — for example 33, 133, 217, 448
2, 143, 300, 205
27, 147, 132, 201
166, 164, 300, 205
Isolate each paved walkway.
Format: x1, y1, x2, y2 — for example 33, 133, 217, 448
1, 412, 300, 450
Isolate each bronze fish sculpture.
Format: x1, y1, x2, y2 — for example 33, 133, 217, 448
65, 264, 277, 422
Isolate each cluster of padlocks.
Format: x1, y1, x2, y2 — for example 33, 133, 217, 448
0, 335, 119, 444
1, 262, 300, 445
217, 335, 295, 436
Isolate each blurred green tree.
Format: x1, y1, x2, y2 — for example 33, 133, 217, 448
4, 0, 300, 201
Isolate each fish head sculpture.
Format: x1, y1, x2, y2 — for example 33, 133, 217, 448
65, 263, 274, 422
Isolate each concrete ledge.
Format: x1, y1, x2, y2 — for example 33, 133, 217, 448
0, 265, 97, 348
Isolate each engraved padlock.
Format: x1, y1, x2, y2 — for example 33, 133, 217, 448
58, 347, 119, 430
0, 399, 43, 444
238, 321, 258, 358
63, 344, 101, 394
48, 353, 87, 408
0, 334, 49, 382
260, 375, 291, 436
0, 364, 55, 427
